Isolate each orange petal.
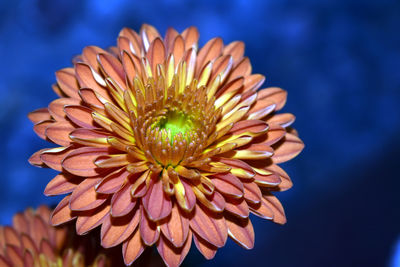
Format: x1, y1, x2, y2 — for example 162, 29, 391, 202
41, 146, 72, 171
267, 113, 296, 128
122, 228, 145, 266
33, 120, 53, 140
96, 168, 130, 194
243, 74, 265, 93
101, 207, 140, 248
226, 216, 254, 249
243, 181, 262, 205
181, 26, 199, 49
48, 98, 81, 121
263, 193, 287, 224
217, 158, 254, 179
229, 119, 269, 136
28, 148, 48, 167
28, 108, 51, 124
139, 207, 160, 246
20, 234, 37, 256
224, 198, 249, 219
223, 41, 245, 65
196, 37, 223, 75
142, 177, 172, 221
44, 173, 81, 196
81, 46, 109, 72
51, 195, 76, 226
264, 164, 293, 191
111, 181, 136, 217
45, 120, 75, 147
247, 98, 276, 120
98, 53, 126, 90
157, 232, 192, 267
75, 203, 110, 235
189, 204, 227, 248
160, 203, 189, 248
55, 68, 80, 99
5, 245, 23, 266
78, 88, 106, 110
257, 87, 287, 111
40, 239, 55, 261
253, 172, 281, 187
64, 105, 96, 129
179, 180, 196, 212
193, 233, 218, 260
62, 147, 110, 177
248, 196, 273, 220
193, 188, 225, 213
119, 27, 142, 56
140, 24, 161, 52
3, 227, 19, 246
12, 213, 28, 234
70, 178, 107, 211
147, 38, 166, 75
228, 143, 274, 160
228, 57, 251, 80
0, 254, 12, 267
272, 133, 304, 164
75, 63, 109, 98
211, 173, 243, 199
69, 128, 109, 147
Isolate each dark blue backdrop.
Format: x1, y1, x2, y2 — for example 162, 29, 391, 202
0, 0, 399, 266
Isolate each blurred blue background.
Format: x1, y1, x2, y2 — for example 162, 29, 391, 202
0, 0, 399, 266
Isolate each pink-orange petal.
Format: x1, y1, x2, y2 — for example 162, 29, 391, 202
101, 207, 140, 248
242, 181, 262, 204
75, 203, 110, 235
211, 173, 244, 199
189, 204, 227, 248
28, 108, 51, 124
45, 120, 75, 147
48, 98, 81, 121
257, 87, 287, 111
62, 147, 110, 177
139, 207, 160, 246
69, 178, 107, 211
122, 228, 145, 266
64, 105, 97, 129
41, 146, 72, 171
224, 198, 249, 219
267, 113, 296, 128
33, 120, 53, 140
157, 232, 192, 267
55, 68, 80, 99
44, 173, 81, 196
263, 193, 287, 224
110, 181, 136, 217
51, 195, 76, 226
98, 53, 127, 90
160, 203, 189, 248
248, 196, 274, 220
193, 233, 218, 260
272, 133, 304, 164
96, 168, 130, 194
142, 177, 172, 222
226, 216, 255, 249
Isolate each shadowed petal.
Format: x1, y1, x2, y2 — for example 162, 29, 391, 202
48, 98, 81, 121
64, 105, 97, 129
181, 26, 199, 50
189, 204, 227, 248
248, 196, 274, 220
139, 207, 160, 246
226, 216, 254, 249
69, 178, 107, 211
264, 164, 293, 191
257, 87, 287, 110
69, 128, 110, 147
224, 198, 249, 219
51, 195, 76, 226
28, 108, 51, 124
196, 37, 223, 75
242, 181, 262, 205
33, 120, 53, 140
41, 147, 72, 171
160, 203, 189, 248
101, 206, 140, 248
111, 181, 136, 217
142, 177, 172, 221
96, 168, 130, 194
263, 193, 287, 224
223, 41, 245, 65
98, 53, 126, 90
55, 68, 80, 99
45, 121, 75, 147
75, 203, 110, 235
62, 147, 110, 177
253, 172, 281, 187
211, 173, 243, 199
28, 148, 48, 167
44, 173, 81, 196
267, 113, 296, 128
272, 133, 304, 164
122, 228, 145, 266
193, 233, 218, 260
157, 231, 192, 267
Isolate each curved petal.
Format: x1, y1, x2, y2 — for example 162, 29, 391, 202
51, 195, 76, 226
96, 168, 130, 194
64, 105, 96, 129
211, 173, 243, 199
45, 120, 75, 147
262, 193, 287, 224
160, 203, 189, 248
224, 198, 249, 219
142, 177, 172, 222
139, 207, 160, 246
157, 232, 192, 267
189, 204, 227, 248
69, 178, 107, 211
122, 228, 145, 266
272, 133, 304, 164
62, 147, 110, 177
48, 98, 81, 121
193, 233, 218, 260
75, 203, 110, 235
44, 173, 81, 196
28, 108, 51, 124
226, 216, 254, 249
111, 181, 136, 217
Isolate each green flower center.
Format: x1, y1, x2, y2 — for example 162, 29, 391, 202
154, 109, 196, 141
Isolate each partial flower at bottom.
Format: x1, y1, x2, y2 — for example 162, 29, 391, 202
29, 24, 304, 267
0, 206, 112, 267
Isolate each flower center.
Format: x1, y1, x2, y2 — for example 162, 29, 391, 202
154, 109, 196, 142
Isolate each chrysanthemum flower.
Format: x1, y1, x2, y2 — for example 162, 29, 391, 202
29, 24, 304, 266
0, 206, 110, 267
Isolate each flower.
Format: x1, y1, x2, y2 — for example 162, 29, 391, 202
28, 24, 304, 266
0, 206, 111, 267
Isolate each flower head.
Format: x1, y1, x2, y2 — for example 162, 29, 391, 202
0, 206, 110, 267
29, 24, 304, 266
